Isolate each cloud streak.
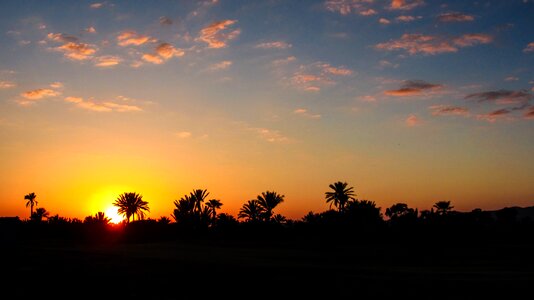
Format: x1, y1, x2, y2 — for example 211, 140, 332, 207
429, 105, 469, 116
65, 96, 142, 112
375, 33, 492, 55
437, 12, 475, 22
117, 31, 154, 47
385, 80, 442, 96
465, 89, 533, 105
197, 20, 240, 49
294, 108, 321, 119
255, 41, 292, 49
21, 88, 60, 100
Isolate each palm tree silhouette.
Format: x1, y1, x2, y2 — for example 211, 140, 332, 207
113, 192, 150, 223
205, 199, 223, 220
325, 181, 356, 212
256, 191, 285, 221
238, 200, 263, 222
433, 201, 454, 216
385, 203, 417, 220
24, 192, 38, 219
31, 207, 49, 222
190, 189, 210, 213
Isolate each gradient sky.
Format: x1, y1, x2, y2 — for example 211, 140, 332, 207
1, 0, 533, 221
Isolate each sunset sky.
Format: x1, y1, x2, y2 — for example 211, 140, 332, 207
1, 0, 533, 221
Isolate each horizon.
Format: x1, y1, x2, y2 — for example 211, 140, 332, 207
1, 0, 533, 221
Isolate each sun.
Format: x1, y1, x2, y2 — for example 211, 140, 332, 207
105, 206, 124, 224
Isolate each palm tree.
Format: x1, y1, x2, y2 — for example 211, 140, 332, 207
31, 207, 49, 222
113, 192, 150, 223
256, 191, 285, 221
433, 201, 454, 216
385, 203, 417, 220
24, 192, 38, 219
205, 199, 223, 220
190, 189, 210, 213
325, 181, 356, 212
238, 200, 263, 222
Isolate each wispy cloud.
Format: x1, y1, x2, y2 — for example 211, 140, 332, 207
437, 12, 475, 22
250, 127, 290, 143
504, 76, 519, 81
21, 88, 60, 100
85, 26, 97, 33
89, 2, 104, 9
523, 42, 534, 53
175, 131, 192, 138
375, 33, 492, 55
142, 53, 163, 64
47, 32, 78, 43
405, 114, 420, 127
390, 0, 424, 11
117, 31, 154, 47
524, 106, 534, 119
0, 81, 16, 89
208, 60, 232, 71
64, 96, 142, 112
159, 16, 173, 25
142, 43, 184, 64
52, 42, 97, 60
429, 105, 469, 116
255, 41, 292, 49
324, 0, 378, 16
385, 80, 442, 96
290, 62, 353, 92
465, 89, 533, 105
197, 20, 240, 49
294, 108, 321, 119
49, 82, 64, 89
476, 108, 513, 122
379, 18, 391, 25
272, 56, 296, 66
94, 55, 122, 67
396, 15, 419, 22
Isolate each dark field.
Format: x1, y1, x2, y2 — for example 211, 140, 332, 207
4, 236, 534, 299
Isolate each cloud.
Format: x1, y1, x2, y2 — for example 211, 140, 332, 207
47, 32, 79, 43
272, 56, 296, 66
358, 95, 376, 102
437, 12, 475, 22
290, 62, 353, 92
385, 80, 443, 96
429, 105, 469, 116
379, 18, 391, 25
375, 33, 492, 55
378, 60, 399, 69
360, 9, 377, 16
523, 42, 534, 53
453, 34, 492, 47
476, 109, 512, 122
465, 89, 533, 105
524, 106, 534, 119
390, 0, 424, 10
396, 15, 418, 22
142, 53, 163, 64
90, 2, 104, 9
197, 20, 240, 48
85, 26, 97, 33
155, 42, 184, 59
0, 81, 16, 89
49, 82, 64, 89
53, 42, 97, 60
64, 96, 142, 112
504, 76, 519, 81
117, 31, 154, 46
294, 108, 321, 119
159, 16, 173, 25
251, 127, 290, 143
142, 43, 184, 64
94, 55, 122, 67
208, 60, 232, 71
21, 88, 60, 100
255, 41, 292, 49
405, 114, 420, 127
175, 131, 192, 138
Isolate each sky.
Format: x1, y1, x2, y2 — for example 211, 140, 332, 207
0, 0, 533, 221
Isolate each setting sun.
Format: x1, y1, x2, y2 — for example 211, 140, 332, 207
105, 206, 124, 224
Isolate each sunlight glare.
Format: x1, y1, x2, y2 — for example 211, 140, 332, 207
105, 206, 124, 224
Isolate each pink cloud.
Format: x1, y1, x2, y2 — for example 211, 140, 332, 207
208, 60, 232, 71
21, 88, 60, 100
47, 33, 78, 43
379, 18, 391, 25
255, 41, 292, 49
376, 33, 491, 55
476, 109, 512, 122
53, 42, 97, 60
0, 81, 16, 89
437, 12, 475, 22
523, 42, 534, 53
385, 80, 442, 96
155, 43, 184, 59
294, 108, 321, 119
142, 53, 164, 64
524, 106, 534, 119
396, 15, 417, 22
429, 105, 469, 116
64, 96, 142, 112
94, 55, 122, 67
197, 20, 240, 49
405, 114, 420, 127
390, 0, 424, 10
117, 31, 154, 46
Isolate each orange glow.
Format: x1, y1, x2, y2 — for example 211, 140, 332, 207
105, 206, 124, 224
